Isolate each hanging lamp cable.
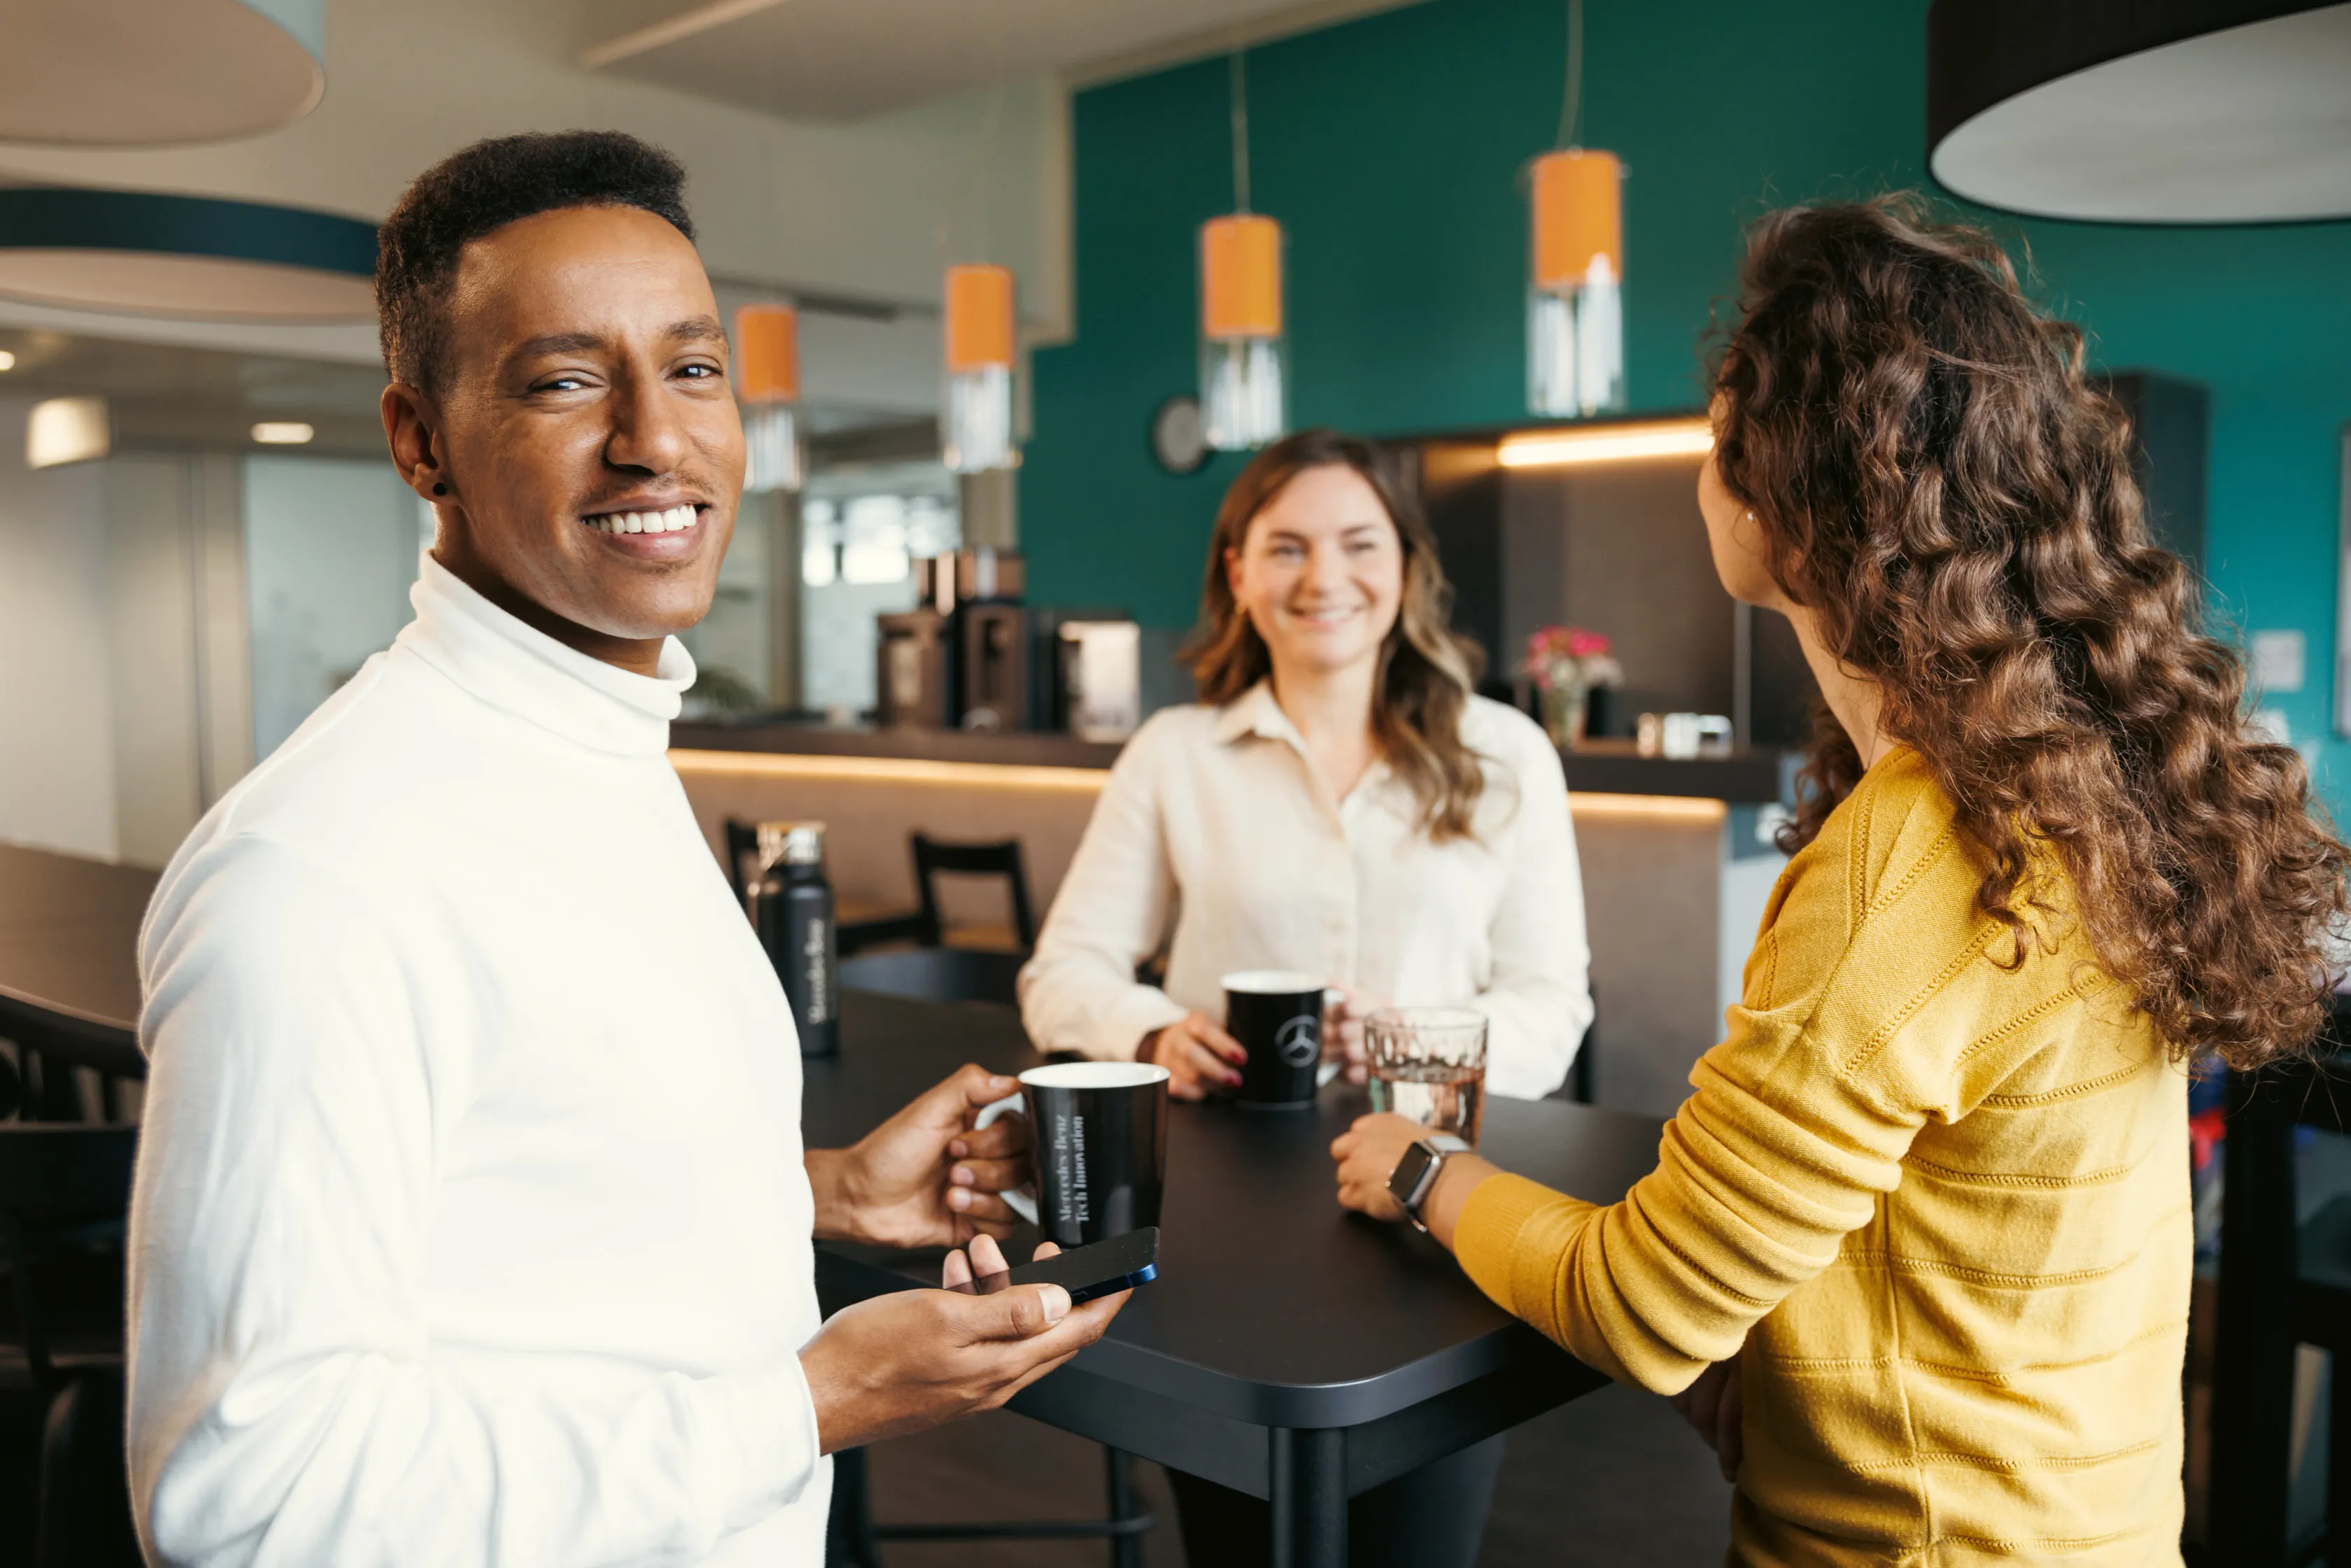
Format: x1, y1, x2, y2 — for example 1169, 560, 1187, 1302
1553, 0, 1584, 150
1230, 45, 1252, 213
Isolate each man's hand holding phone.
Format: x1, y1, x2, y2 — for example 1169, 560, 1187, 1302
800, 1234, 1131, 1453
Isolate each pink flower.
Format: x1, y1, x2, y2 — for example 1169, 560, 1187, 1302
1518, 626, 1614, 689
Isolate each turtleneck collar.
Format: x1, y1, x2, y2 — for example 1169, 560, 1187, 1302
393, 553, 696, 757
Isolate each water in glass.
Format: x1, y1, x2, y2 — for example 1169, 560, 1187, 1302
1370, 1059, 1486, 1145
1365, 1005, 1489, 1145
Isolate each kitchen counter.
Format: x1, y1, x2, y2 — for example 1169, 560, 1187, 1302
670, 721, 1792, 803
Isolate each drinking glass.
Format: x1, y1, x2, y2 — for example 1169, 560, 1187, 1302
1365, 1007, 1490, 1146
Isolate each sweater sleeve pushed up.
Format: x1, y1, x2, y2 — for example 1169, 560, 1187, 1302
1453, 760, 2011, 1396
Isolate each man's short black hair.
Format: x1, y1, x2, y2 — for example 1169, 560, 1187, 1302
376, 130, 695, 393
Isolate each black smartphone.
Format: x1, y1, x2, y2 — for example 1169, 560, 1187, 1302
945, 1226, 1159, 1305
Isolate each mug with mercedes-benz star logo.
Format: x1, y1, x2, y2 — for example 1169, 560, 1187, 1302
1222, 970, 1336, 1109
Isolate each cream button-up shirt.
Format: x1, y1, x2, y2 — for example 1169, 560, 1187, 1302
1018, 681, 1594, 1100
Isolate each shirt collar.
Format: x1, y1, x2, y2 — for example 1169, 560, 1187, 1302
1212, 679, 1296, 747
1212, 678, 1401, 812
393, 553, 697, 758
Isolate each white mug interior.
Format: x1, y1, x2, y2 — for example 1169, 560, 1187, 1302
1221, 968, 1323, 995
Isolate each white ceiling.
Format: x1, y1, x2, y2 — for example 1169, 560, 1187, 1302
576, 0, 1421, 121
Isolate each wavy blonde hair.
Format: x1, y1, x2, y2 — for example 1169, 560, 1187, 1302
1712, 195, 2348, 1068
1185, 429, 1490, 840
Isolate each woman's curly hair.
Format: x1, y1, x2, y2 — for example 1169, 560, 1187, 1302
1711, 195, 2348, 1069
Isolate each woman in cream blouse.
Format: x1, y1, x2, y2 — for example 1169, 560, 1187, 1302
1019, 428, 1593, 1103
1019, 427, 1593, 1565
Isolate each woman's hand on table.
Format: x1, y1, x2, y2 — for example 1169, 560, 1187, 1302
803, 1234, 1129, 1453
1321, 984, 1390, 1085
1330, 1112, 1498, 1251
1140, 1012, 1245, 1101
1666, 1355, 1744, 1482
807, 1064, 1031, 1248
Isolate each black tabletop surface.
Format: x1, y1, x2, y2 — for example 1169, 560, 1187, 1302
805, 989, 1667, 1430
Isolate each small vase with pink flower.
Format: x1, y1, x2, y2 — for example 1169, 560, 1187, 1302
1520, 626, 1622, 749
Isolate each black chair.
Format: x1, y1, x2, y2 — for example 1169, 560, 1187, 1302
0, 1048, 19, 1121
908, 835, 1037, 952
839, 948, 1026, 1008
2210, 1040, 2351, 1566
1, 1123, 140, 1567
0, 993, 139, 1124
1546, 985, 1597, 1106
1568, 985, 1597, 1105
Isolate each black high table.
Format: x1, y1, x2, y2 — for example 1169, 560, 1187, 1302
803, 990, 1667, 1568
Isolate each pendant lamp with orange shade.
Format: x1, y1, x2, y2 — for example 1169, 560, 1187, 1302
1528, 148, 1623, 416
943, 262, 1017, 474
1201, 213, 1284, 451
1199, 48, 1284, 451
735, 302, 803, 493
1527, 1, 1625, 417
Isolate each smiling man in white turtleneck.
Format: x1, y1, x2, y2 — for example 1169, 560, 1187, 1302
125, 132, 1122, 1568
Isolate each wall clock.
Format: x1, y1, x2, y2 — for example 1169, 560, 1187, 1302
1150, 395, 1210, 475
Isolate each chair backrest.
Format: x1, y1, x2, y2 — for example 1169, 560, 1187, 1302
840, 947, 1026, 1008
0, 1124, 136, 1385
0, 998, 131, 1123
723, 817, 761, 911
2210, 1038, 2350, 1560
0, 1124, 136, 1223
0, 1048, 18, 1121
910, 833, 1036, 950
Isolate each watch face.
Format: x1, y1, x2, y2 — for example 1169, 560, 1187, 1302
1386, 1140, 1440, 1210
1151, 395, 1209, 474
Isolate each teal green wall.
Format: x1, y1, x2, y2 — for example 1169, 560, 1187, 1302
1023, 0, 2351, 812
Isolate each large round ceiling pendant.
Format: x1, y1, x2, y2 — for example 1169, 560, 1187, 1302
0, 188, 375, 322
0, 0, 325, 146
1928, 0, 2351, 224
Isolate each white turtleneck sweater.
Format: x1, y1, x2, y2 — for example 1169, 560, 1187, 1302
128, 557, 827, 1567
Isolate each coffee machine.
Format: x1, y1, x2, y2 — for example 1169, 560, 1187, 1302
874, 548, 1028, 730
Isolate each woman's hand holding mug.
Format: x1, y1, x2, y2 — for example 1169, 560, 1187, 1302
1322, 984, 1390, 1086
1141, 1012, 1246, 1100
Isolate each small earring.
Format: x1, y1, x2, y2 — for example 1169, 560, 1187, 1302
432, 482, 449, 497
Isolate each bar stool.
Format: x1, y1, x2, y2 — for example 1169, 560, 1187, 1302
1, 1123, 139, 1567
2210, 1039, 2351, 1565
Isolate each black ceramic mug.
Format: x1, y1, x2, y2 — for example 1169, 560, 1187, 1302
1222, 969, 1333, 1109
975, 1061, 1171, 1246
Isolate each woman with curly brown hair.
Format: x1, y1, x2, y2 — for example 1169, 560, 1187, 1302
1334, 195, 2349, 1564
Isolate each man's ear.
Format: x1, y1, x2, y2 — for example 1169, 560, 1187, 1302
381, 382, 451, 504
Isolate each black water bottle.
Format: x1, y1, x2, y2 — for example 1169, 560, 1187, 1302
751, 821, 839, 1057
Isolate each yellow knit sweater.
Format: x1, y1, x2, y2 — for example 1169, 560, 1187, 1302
1456, 747, 2189, 1565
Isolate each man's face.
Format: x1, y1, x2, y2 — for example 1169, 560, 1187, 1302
409, 204, 743, 650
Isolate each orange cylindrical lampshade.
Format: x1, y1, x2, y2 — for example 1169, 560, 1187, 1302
1532, 149, 1622, 291
735, 303, 800, 402
1201, 214, 1283, 341
945, 264, 1017, 373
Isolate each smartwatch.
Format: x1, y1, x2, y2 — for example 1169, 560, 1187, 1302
1385, 1133, 1471, 1233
